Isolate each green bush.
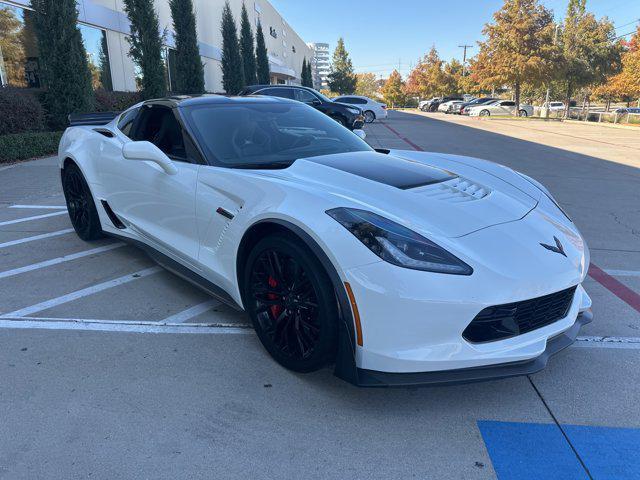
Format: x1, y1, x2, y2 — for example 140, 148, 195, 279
0, 131, 63, 163
94, 89, 143, 112
0, 88, 46, 134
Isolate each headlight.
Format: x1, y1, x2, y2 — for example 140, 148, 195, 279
327, 208, 473, 275
516, 172, 572, 222
346, 107, 361, 115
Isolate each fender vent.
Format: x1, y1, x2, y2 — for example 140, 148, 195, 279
100, 200, 126, 229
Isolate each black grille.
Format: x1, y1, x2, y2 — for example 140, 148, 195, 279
463, 286, 577, 343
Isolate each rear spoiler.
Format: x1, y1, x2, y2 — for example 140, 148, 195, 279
68, 111, 120, 127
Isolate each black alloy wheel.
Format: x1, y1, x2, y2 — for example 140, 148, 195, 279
244, 234, 338, 372
62, 163, 103, 241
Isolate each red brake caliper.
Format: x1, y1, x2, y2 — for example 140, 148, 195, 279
267, 276, 283, 319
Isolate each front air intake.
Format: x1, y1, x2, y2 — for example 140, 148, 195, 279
463, 286, 577, 343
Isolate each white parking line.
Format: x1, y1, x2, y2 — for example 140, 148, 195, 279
9, 205, 67, 210
0, 318, 252, 334
603, 269, 640, 278
0, 228, 75, 249
161, 299, 221, 324
0, 242, 125, 280
0, 266, 162, 318
0, 211, 67, 226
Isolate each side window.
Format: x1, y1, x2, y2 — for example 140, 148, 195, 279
501, 101, 515, 107
131, 106, 188, 161
260, 87, 295, 99
295, 88, 319, 104
117, 107, 140, 138
351, 98, 367, 104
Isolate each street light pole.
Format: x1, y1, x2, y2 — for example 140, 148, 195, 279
458, 44, 473, 76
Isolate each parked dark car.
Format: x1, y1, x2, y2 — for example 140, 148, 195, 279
459, 97, 498, 115
427, 95, 464, 112
238, 85, 365, 130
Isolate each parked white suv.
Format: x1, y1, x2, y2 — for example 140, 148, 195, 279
333, 95, 388, 123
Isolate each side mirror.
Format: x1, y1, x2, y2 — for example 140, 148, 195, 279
122, 141, 178, 175
353, 129, 366, 140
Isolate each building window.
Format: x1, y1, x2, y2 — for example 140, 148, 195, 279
0, 3, 42, 88
292, 45, 296, 53
269, 27, 277, 38
0, 2, 112, 91
79, 24, 112, 91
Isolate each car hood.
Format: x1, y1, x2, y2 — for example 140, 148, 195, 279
261, 150, 542, 238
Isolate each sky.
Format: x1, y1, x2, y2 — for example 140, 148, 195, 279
269, 0, 640, 79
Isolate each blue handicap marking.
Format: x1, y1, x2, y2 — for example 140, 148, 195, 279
478, 421, 640, 480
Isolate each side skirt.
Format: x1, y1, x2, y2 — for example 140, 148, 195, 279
106, 231, 243, 312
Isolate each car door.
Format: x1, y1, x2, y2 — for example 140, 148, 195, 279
101, 104, 201, 265
497, 100, 516, 115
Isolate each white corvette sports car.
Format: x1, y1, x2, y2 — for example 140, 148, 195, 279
59, 95, 592, 387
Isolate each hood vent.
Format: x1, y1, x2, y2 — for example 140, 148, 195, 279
411, 177, 491, 203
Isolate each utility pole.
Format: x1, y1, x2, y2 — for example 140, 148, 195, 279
458, 44, 473, 75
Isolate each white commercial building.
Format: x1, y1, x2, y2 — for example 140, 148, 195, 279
307, 42, 330, 91
0, 0, 313, 92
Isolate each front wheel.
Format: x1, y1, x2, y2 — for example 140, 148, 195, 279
518, 109, 528, 117
332, 116, 348, 127
420, 105, 429, 112
364, 110, 376, 123
243, 233, 338, 373
62, 163, 104, 241
479, 109, 490, 117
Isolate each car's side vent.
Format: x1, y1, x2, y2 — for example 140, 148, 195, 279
100, 200, 126, 229
413, 177, 491, 203
93, 128, 115, 138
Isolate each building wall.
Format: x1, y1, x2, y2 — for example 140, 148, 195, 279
0, 0, 312, 92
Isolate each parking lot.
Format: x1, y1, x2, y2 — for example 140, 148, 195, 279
1, 110, 639, 479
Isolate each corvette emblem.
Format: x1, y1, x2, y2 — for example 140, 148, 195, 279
540, 236, 566, 257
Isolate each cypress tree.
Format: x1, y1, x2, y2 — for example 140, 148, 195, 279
307, 61, 314, 88
255, 20, 270, 84
98, 34, 113, 91
30, 0, 94, 129
122, 0, 166, 99
301, 58, 313, 87
220, 1, 244, 93
239, 2, 257, 85
169, 0, 205, 94
327, 38, 357, 94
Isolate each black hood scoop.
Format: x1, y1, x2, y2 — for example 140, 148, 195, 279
304, 151, 456, 190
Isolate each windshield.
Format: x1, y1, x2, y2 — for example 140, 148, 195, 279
181, 102, 372, 168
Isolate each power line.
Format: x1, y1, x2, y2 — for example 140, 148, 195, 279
614, 19, 640, 31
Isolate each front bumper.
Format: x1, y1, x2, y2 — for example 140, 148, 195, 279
351, 310, 591, 387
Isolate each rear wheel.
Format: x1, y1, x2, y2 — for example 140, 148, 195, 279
479, 109, 490, 117
420, 105, 429, 112
62, 163, 104, 241
243, 233, 338, 373
518, 109, 528, 117
364, 110, 376, 123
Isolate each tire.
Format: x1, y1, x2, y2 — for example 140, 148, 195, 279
420, 105, 429, 112
332, 116, 348, 127
479, 109, 490, 117
243, 233, 338, 373
518, 109, 528, 117
61, 163, 104, 241
363, 110, 376, 123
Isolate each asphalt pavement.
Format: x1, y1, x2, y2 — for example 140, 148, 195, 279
0, 111, 639, 479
